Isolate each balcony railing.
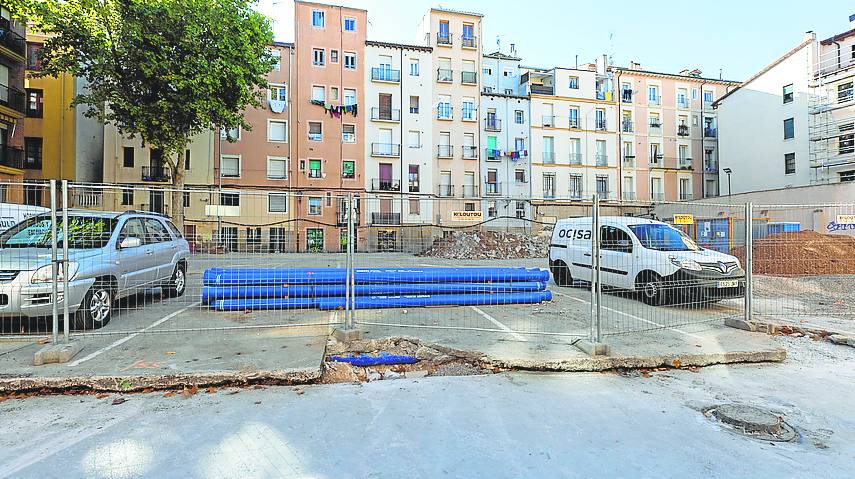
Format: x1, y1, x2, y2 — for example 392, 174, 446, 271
461, 35, 477, 48
569, 190, 582, 200
649, 121, 662, 129
437, 32, 452, 45
461, 108, 477, 121
141, 166, 171, 182
595, 120, 607, 131
371, 212, 401, 225
484, 182, 501, 196
677, 99, 690, 109
462, 185, 479, 197
542, 151, 555, 164
649, 154, 664, 166
371, 68, 401, 83
437, 144, 454, 158
370, 179, 401, 192
679, 158, 693, 169
621, 90, 633, 103
704, 162, 718, 173
569, 119, 580, 129
595, 155, 608, 167
409, 181, 420, 193
623, 191, 637, 201
623, 155, 635, 167
461, 71, 477, 84
437, 68, 453, 82
678, 125, 690, 137
530, 84, 554, 95
569, 153, 582, 165
462, 145, 478, 159
704, 127, 718, 138
651, 193, 665, 201
596, 190, 611, 200
680, 192, 693, 201
542, 115, 555, 127
0, 146, 24, 169
484, 118, 502, 131
371, 107, 401, 122
649, 97, 661, 106
371, 143, 401, 157
437, 105, 453, 119
0, 84, 26, 115
0, 23, 26, 58
437, 184, 454, 197
622, 120, 633, 133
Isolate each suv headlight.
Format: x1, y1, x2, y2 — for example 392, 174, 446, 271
734, 258, 742, 269
31, 262, 79, 284
668, 255, 702, 271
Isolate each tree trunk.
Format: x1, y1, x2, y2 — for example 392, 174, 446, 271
170, 151, 185, 230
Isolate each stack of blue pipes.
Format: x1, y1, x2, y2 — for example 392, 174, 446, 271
202, 267, 552, 311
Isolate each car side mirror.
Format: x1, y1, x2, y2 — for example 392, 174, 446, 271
120, 236, 142, 249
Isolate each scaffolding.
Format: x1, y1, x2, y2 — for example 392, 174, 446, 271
809, 41, 855, 184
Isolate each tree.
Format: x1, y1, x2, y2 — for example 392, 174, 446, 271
18, 0, 274, 228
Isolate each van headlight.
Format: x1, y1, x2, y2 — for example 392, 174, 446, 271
668, 256, 702, 271
31, 262, 79, 284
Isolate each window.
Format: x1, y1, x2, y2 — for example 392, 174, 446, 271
27, 42, 43, 70
221, 126, 240, 141
569, 76, 578, 89
515, 169, 526, 183
483, 67, 492, 75
464, 203, 476, 212
344, 89, 356, 106
840, 123, 855, 154
783, 84, 794, 104
344, 52, 356, 70
268, 120, 288, 142
408, 130, 421, 148
183, 192, 190, 208
342, 124, 355, 143
220, 156, 240, 178
595, 109, 606, 129
568, 107, 579, 128
438, 95, 452, 119
515, 201, 525, 219
648, 85, 659, 104
783, 118, 794, 140
409, 95, 419, 114
342, 160, 355, 179
515, 110, 524, 124
838, 82, 854, 103
313, 48, 325, 66
23, 185, 42, 206
308, 159, 322, 178
543, 173, 556, 198
269, 48, 281, 71
267, 157, 288, 179
312, 10, 325, 27
462, 99, 475, 120
26, 89, 42, 117
268, 84, 287, 103
515, 138, 525, 152
184, 149, 190, 170
410, 59, 419, 76
840, 170, 855, 182
600, 226, 632, 253
344, 17, 356, 31
308, 122, 323, 141
784, 153, 796, 175
123, 147, 134, 168
677, 88, 688, 107
121, 187, 134, 206
504, 88, 513, 95
703, 90, 714, 103
691, 88, 698, 100
487, 201, 497, 218
220, 192, 240, 207
503, 69, 514, 77
308, 197, 322, 215
24, 137, 42, 169
650, 143, 661, 164
330, 50, 338, 63
330, 87, 339, 101
409, 198, 420, 215
265, 193, 288, 213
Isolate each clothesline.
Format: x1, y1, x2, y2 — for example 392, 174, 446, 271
310, 99, 358, 118
487, 148, 529, 160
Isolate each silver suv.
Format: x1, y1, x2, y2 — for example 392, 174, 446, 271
0, 210, 190, 329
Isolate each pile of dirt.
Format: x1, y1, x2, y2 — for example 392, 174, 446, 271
732, 231, 855, 276
418, 230, 549, 260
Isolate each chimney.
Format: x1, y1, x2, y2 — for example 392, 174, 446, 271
804, 31, 816, 42
679, 69, 690, 76
510, 43, 516, 57
629, 61, 642, 71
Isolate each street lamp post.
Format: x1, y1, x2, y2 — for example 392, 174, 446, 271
722, 168, 732, 197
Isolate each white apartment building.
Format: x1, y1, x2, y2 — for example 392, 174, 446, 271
363, 40, 434, 247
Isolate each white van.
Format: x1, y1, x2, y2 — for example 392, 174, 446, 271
548, 216, 745, 305
0, 204, 50, 233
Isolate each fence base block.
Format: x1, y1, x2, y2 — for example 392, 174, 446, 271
34, 342, 83, 366
332, 328, 364, 342
725, 318, 758, 332
575, 340, 611, 357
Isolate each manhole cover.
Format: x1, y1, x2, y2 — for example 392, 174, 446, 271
706, 404, 797, 442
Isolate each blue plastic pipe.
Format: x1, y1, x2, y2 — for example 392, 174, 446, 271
317, 291, 553, 310
203, 267, 550, 286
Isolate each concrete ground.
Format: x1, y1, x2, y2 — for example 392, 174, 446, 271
0, 334, 852, 479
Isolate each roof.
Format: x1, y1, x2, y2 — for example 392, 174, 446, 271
429, 7, 483, 18
484, 51, 521, 61
481, 91, 529, 100
271, 41, 293, 49
365, 40, 432, 52
612, 66, 739, 84
821, 21, 855, 45
295, 1, 367, 13
713, 36, 815, 107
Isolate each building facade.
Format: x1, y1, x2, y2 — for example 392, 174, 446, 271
0, 4, 27, 203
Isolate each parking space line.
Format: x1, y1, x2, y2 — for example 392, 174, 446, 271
470, 306, 528, 342
551, 290, 704, 340
67, 302, 200, 367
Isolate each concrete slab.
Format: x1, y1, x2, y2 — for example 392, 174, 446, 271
33, 341, 83, 366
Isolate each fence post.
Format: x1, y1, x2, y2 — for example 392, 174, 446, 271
745, 201, 753, 322
346, 193, 355, 329
590, 194, 602, 343
62, 180, 70, 342
50, 180, 58, 345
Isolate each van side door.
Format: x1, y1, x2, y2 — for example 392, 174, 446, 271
599, 224, 634, 289
561, 220, 593, 282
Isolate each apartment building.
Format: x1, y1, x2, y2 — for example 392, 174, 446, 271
363, 40, 433, 249
417, 8, 483, 225
480, 49, 531, 228
212, 42, 293, 252
524, 57, 618, 203
614, 63, 738, 201
0, 4, 27, 203
292, 1, 367, 252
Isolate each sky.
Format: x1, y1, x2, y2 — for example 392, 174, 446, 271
256, 0, 854, 81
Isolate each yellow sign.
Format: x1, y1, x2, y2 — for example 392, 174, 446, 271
673, 214, 694, 225
451, 211, 483, 221
836, 214, 855, 225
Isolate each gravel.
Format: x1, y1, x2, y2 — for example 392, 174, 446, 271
419, 230, 549, 260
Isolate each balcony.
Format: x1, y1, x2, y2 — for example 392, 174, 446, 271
461, 109, 477, 122
371, 143, 401, 157
648, 97, 661, 106
0, 84, 26, 115
461, 71, 477, 84
569, 119, 580, 129
371, 178, 401, 191
542, 152, 555, 164
569, 153, 582, 165
0, 22, 26, 59
679, 158, 693, 170
462, 146, 478, 160
621, 90, 633, 103
484, 182, 501, 196
704, 127, 717, 138
704, 162, 718, 174
484, 118, 502, 132
649, 121, 662, 130
486, 148, 500, 161
595, 120, 607, 131
437, 144, 454, 158
0, 146, 24, 169
623, 156, 635, 167
622, 120, 633, 133
542, 115, 555, 127
462, 185, 479, 197
436, 184, 454, 197
678, 125, 690, 137
595, 155, 608, 167
141, 166, 171, 182
437, 105, 453, 120
649, 154, 664, 166
568, 190, 582, 200
530, 84, 554, 95
437, 68, 453, 82
596, 190, 611, 201
623, 191, 637, 201
677, 100, 690, 109
680, 192, 693, 201
461, 35, 477, 49
651, 192, 665, 202
371, 68, 401, 83
409, 181, 420, 193
437, 32, 452, 46
371, 212, 401, 225
371, 107, 401, 122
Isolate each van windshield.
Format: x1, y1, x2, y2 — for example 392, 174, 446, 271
0, 216, 117, 249
628, 224, 700, 252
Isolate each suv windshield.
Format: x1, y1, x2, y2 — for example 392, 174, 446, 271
629, 223, 700, 252
0, 216, 117, 249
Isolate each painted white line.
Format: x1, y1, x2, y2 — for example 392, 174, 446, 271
417, 263, 438, 267
470, 306, 528, 342
551, 290, 704, 340
67, 302, 201, 367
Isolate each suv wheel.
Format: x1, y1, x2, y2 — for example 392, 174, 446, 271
638, 273, 667, 306
74, 282, 113, 330
163, 263, 186, 298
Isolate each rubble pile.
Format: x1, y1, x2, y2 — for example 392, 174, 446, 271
419, 230, 549, 260
732, 231, 855, 275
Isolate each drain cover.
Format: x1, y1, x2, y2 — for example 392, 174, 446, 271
707, 404, 797, 442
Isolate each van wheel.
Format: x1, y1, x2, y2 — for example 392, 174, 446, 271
551, 262, 572, 287
74, 281, 114, 331
638, 273, 667, 306
163, 263, 186, 298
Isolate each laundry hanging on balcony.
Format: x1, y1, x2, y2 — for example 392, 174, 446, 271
309, 99, 358, 118
269, 99, 287, 113
486, 148, 528, 160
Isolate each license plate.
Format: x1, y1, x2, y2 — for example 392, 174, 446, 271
718, 280, 738, 288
